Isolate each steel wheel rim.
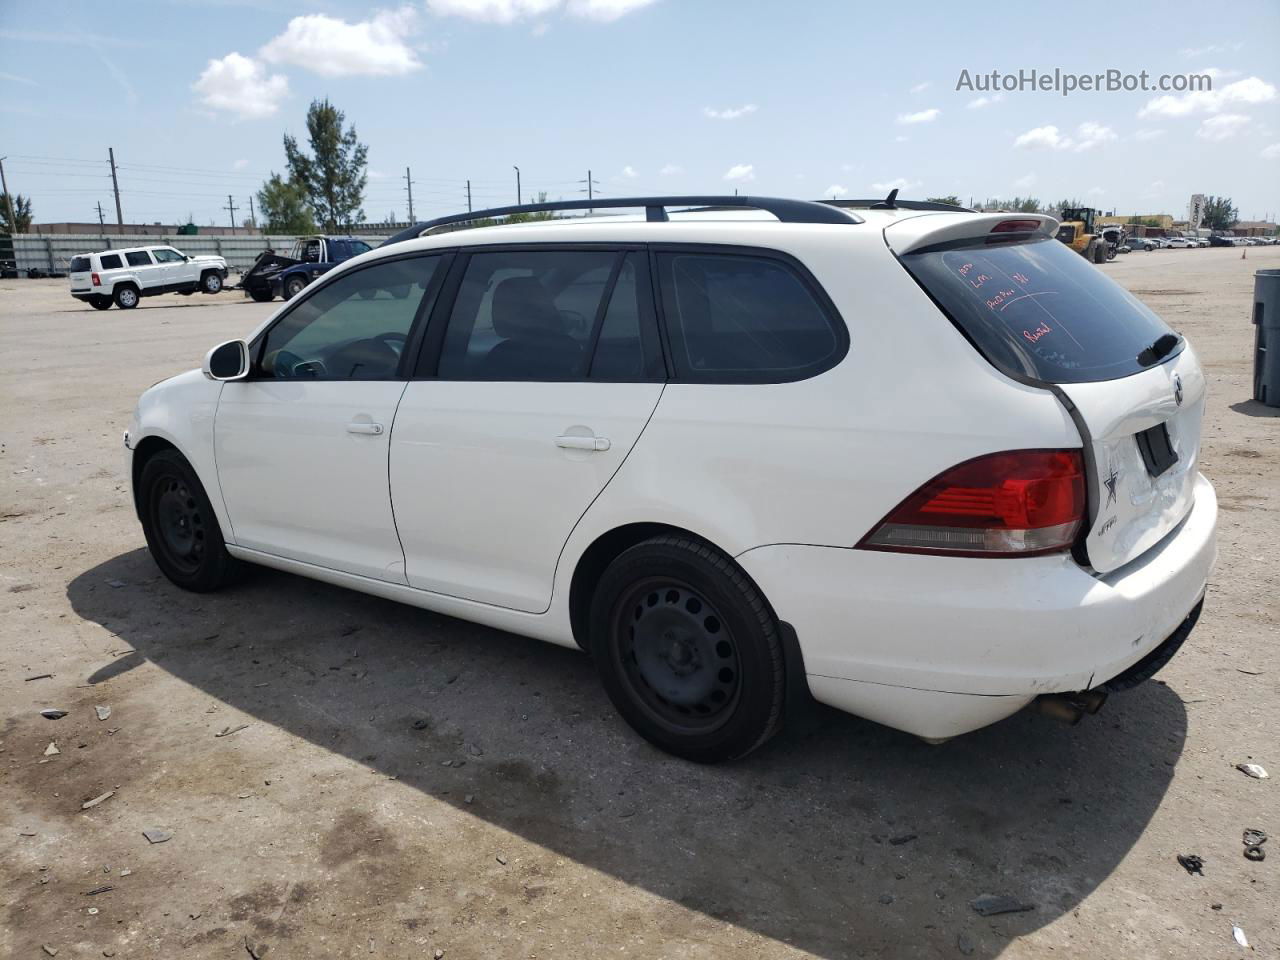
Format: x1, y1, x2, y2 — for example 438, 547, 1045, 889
611, 577, 741, 733
205, 275, 221, 292
151, 473, 206, 574
119, 289, 137, 307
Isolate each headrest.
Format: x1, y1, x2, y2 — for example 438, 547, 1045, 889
492, 276, 565, 339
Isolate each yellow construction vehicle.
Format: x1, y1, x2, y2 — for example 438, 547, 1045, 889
1055, 207, 1112, 263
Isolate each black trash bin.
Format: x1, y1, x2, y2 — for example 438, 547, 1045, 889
1253, 268, 1280, 407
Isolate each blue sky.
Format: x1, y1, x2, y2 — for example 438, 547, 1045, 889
2, 0, 1278, 227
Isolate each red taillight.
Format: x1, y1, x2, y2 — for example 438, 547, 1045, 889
91, 272, 101, 286
991, 219, 1042, 233
859, 450, 1086, 557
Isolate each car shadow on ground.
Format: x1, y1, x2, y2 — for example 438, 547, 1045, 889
66, 550, 1187, 959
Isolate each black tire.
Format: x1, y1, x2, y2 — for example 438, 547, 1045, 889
114, 285, 140, 309
138, 449, 239, 592
588, 535, 785, 763
202, 271, 223, 294
89, 296, 112, 311
283, 275, 307, 300
249, 288, 274, 303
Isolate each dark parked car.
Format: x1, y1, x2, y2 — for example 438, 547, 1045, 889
239, 236, 374, 302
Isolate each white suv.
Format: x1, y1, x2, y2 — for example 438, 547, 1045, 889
70, 245, 228, 310
124, 195, 1217, 762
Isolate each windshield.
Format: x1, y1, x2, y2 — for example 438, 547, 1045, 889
901, 236, 1182, 383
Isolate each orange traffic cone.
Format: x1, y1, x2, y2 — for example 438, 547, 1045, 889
1242, 244, 1247, 259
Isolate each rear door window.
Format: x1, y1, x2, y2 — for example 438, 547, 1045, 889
99, 254, 123, 269
125, 251, 153, 267
654, 250, 845, 382
902, 236, 1182, 383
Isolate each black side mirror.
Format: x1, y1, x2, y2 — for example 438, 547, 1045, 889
203, 340, 250, 381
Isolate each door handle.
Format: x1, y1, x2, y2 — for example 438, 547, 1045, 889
346, 421, 384, 435
555, 435, 610, 452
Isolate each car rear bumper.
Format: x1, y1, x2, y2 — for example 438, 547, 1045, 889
737, 472, 1217, 739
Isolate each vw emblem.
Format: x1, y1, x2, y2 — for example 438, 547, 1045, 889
1173, 373, 1184, 406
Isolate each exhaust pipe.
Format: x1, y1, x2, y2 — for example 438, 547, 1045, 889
1034, 690, 1108, 725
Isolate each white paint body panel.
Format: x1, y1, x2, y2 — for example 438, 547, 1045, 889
127, 212, 1219, 743
390, 380, 664, 612
213, 380, 409, 582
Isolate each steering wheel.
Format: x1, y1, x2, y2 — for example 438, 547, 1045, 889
377, 332, 408, 356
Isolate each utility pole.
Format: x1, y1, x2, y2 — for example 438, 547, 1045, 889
108, 147, 123, 226
248, 195, 257, 231
578, 169, 600, 214
224, 194, 239, 230
404, 166, 415, 222
0, 156, 17, 233
466, 180, 472, 213
96, 201, 106, 240
513, 165, 521, 206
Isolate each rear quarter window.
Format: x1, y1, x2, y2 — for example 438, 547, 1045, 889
655, 250, 846, 383
901, 236, 1181, 384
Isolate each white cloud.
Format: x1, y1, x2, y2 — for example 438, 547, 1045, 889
1196, 113, 1250, 141
1139, 76, 1275, 117
824, 184, 848, 199
193, 53, 289, 119
621, 165, 638, 178
0, 71, 37, 86
703, 103, 757, 120
1133, 128, 1166, 141
1014, 121, 1116, 152
368, 169, 390, 179
894, 135, 908, 142
910, 81, 930, 93
260, 8, 422, 76
870, 177, 921, 192
1262, 142, 1280, 160
233, 158, 249, 170
1088, 186, 1106, 196
896, 108, 940, 125
659, 163, 682, 175
1013, 173, 1037, 190
1199, 67, 1241, 80
723, 163, 755, 183
1179, 41, 1243, 58
966, 93, 1003, 109
425, 0, 655, 22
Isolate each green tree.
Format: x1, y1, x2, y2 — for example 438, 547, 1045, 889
256, 173, 317, 234
1201, 195, 1238, 231
1, 191, 33, 232
1052, 198, 1086, 217
925, 195, 962, 207
504, 192, 557, 223
283, 98, 368, 232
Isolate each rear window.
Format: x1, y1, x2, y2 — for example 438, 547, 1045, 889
70, 257, 92, 272
655, 251, 844, 382
902, 236, 1182, 384
100, 254, 123, 270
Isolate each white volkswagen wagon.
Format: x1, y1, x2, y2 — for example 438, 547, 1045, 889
124, 196, 1217, 762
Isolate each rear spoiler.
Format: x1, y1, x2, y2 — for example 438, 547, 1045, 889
884, 213, 1059, 256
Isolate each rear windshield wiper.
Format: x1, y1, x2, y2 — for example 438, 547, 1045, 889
1137, 332, 1181, 367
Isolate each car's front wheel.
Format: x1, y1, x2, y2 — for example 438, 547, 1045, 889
202, 271, 223, 294
138, 449, 239, 592
589, 535, 785, 763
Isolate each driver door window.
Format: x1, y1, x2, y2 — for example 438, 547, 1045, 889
259, 256, 441, 380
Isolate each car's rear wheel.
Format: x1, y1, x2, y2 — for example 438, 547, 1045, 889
114, 285, 139, 309
589, 535, 785, 763
283, 275, 306, 300
202, 271, 223, 294
89, 296, 112, 310
249, 288, 274, 303
138, 449, 239, 592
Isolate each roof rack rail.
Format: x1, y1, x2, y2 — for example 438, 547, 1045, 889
823, 197, 975, 213
379, 195, 860, 247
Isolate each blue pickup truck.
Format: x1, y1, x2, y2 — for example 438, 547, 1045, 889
239, 235, 374, 302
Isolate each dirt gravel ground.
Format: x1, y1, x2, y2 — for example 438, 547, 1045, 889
2, 248, 1276, 960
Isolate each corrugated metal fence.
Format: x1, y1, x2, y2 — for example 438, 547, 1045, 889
9, 234, 390, 275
